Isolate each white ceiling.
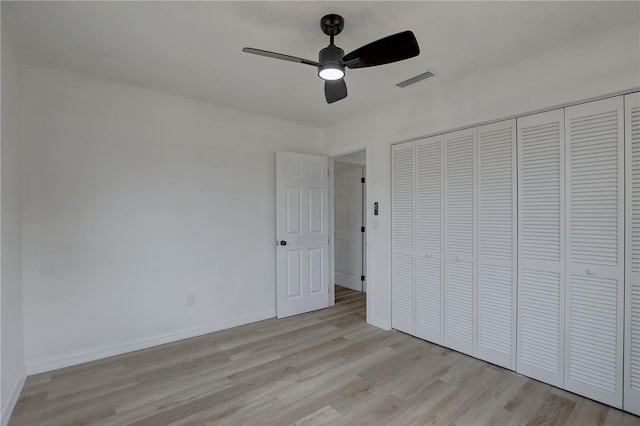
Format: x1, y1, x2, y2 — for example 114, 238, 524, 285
5, 1, 639, 128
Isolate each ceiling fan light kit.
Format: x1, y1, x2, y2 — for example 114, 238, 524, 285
318, 45, 345, 81
243, 13, 420, 104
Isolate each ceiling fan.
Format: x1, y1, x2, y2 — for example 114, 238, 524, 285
242, 14, 420, 104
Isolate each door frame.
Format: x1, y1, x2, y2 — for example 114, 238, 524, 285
333, 166, 365, 292
328, 141, 372, 323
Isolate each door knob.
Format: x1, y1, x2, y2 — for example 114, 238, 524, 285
586, 268, 597, 276
280, 240, 287, 246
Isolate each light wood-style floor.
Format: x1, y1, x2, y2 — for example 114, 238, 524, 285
10, 286, 640, 425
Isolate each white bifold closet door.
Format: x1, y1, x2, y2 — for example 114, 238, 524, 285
516, 109, 566, 388
625, 92, 640, 415
564, 97, 624, 408
415, 136, 444, 344
444, 128, 477, 357
392, 143, 415, 335
476, 120, 517, 370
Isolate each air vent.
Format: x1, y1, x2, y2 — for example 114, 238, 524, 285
396, 71, 435, 88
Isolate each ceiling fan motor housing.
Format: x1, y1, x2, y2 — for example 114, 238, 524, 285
318, 45, 345, 80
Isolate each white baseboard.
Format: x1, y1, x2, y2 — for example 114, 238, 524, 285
26, 310, 275, 375
368, 318, 391, 331
1, 372, 26, 426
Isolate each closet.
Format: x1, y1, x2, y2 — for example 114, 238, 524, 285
391, 93, 638, 414
391, 119, 516, 368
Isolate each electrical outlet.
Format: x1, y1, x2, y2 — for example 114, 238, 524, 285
186, 293, 195, 307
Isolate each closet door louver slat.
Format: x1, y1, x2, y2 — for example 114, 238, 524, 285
444, 128, 476, 357
625, 92, 640, 415
564, 97, 624, 408
516, 109, 565, 388
391, 143, 415, 335
415, 136, 444, 344
477, 120, 516, 369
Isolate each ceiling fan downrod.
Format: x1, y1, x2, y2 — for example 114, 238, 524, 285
318, 14, 346, 81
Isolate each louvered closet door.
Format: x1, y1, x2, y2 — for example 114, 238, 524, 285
625, 92, 640, 416
415, 136, 444, 344
516, 109, 565, 388
444, 128, 476, 356
392, 143, 415, 335
564, 97, 624, 408
477, 120, 517, 370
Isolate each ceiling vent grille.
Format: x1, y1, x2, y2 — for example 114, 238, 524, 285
396, 71, 435, 88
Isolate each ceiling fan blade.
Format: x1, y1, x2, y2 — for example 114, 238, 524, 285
242, 48, 319, 67
325, 79, 347, 104
342, 31, 419, 69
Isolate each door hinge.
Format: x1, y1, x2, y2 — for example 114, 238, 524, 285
360, 275, 365, 281
361, 177, 365, 183
361, 226, 365, 233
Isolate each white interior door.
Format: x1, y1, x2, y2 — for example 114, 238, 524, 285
476, 119, 517, 370
334, 167, 364, 291
564, 97, 624, 408
276, 151, 329, 318
443, 128, 477, 357
415, 135, 444, 344
391, 143, 415, 335
516, 109, 566, 388
625, 92, 640, 416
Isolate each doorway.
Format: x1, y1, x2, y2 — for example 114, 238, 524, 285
332, 149, 366, 301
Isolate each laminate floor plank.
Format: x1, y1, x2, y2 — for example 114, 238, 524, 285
9, 286, 640, 425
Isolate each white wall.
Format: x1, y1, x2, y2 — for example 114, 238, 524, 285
1, 10, 26, 425
322, 22, 640, 330
20, 65, 322, 373
333, 165, 364, 292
